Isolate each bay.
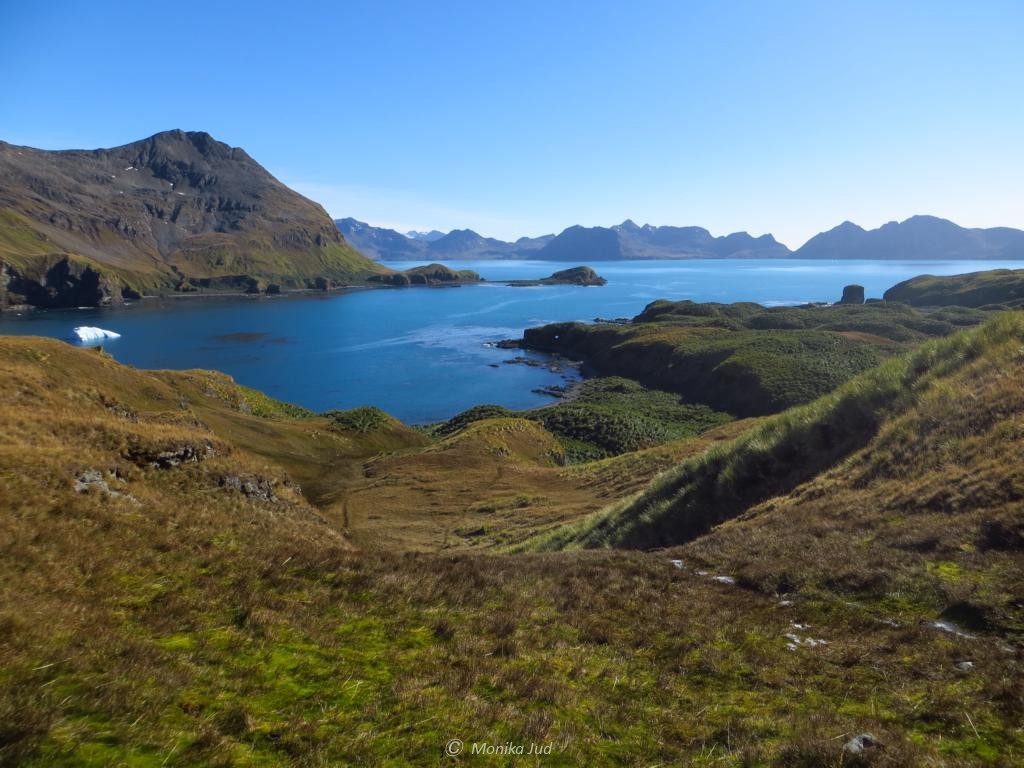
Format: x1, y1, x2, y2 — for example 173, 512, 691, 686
1, 259, 1019, 423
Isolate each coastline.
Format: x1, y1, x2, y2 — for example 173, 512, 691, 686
0, 283, 379, 315
0, 275, 600, 315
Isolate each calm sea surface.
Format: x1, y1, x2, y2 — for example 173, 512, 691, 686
1, 259, 1020, 423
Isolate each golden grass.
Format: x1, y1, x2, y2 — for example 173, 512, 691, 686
1, 328, 1022, 765
336, 416, 759, 552
681, 315, 1024, 633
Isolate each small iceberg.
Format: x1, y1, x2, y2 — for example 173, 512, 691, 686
71, 326, 122, 344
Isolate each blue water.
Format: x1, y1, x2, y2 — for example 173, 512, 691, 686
1, 259, 1020, 423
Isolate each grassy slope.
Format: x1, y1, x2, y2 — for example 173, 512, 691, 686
884, 268, 1024, 308
433, 376, 734, 462
0, 206, 389, 299
522, 301, 989, 417
2, 332, 1023, 764
0, 208, 169, 294
680, 315, 1024, 629
530, 312, 1024, 553
339, 416, 755, 552
165, 236, 389, 287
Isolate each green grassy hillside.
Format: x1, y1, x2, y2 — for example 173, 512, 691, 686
522, 300, 988, 416
884, 268, 1024, 308
435, 376, 733, 462
527, 312, 1024, 560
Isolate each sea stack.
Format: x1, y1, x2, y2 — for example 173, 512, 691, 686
838, 284, 866, 305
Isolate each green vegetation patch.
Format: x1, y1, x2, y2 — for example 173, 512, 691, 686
523, 300, 992, 417
432, 377, 732, 462
884, 268, 1024, 308
326, 405, 393, 433
235, 384, 315, 419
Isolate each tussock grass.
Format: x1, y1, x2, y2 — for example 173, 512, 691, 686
523, 300, 991, 417
682, 310, 1024, 633
531, 312, 1024, 551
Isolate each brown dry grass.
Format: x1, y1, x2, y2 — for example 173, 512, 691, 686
681, 319, 1024, 634
336, 416, 759, 551
1, 332, 1022, 765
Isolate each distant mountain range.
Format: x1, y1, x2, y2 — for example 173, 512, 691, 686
336, 218, 555, 260
795, 215, 1024, 261
0, 130, 383, 308
338, 215, 1024, 262
337, 218, 788, 261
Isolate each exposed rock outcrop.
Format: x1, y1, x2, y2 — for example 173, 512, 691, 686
1, 256, 125, 308
837, 284, 865, 305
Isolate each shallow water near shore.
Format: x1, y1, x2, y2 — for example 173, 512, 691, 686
1, 258, 1020, 423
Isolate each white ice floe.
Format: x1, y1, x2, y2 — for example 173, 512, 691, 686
71, 326, 121, 343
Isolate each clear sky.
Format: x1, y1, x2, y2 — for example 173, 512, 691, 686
2, 0, 1022, 248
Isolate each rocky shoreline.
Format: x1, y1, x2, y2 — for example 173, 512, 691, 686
1, 263, 610, 313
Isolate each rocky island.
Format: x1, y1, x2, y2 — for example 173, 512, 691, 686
504, 265, 607, 287
367, 262, 482, 286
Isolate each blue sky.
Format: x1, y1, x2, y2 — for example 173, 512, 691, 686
2, 0, 1022, 247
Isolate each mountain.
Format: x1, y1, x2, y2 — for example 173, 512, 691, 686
336, 217, 554, 260
566, 219, 791, 260
0, 130, 385, 308
336, 217, 425, 260
405, 229, 445, 242
534, 224, 625, 260
794, 215, 1024, 260
337, 217, 788, 261
428, 228, 524, 259
530, 220, 789, 261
